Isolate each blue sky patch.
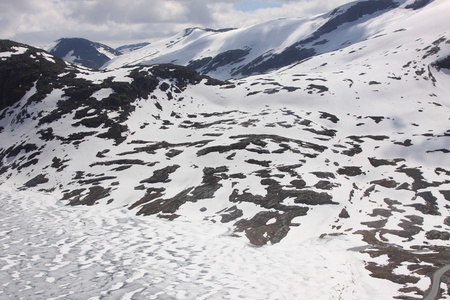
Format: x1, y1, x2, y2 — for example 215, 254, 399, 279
233, 1, 283, 12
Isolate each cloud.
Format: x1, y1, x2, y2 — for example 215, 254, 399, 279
0, 0, 354, 48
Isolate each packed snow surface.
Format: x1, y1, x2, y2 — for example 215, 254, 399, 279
0, 186, 398, 300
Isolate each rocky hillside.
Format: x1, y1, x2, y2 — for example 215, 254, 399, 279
0, 0, 450, 298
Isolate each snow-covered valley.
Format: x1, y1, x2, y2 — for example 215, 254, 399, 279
1, 0, 450, 299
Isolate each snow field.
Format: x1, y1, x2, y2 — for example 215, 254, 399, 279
0, 186, 400, 300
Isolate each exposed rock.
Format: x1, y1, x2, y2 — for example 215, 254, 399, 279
24, 174, 49, 188
137, 187, 193, 216
129, 188, 165, 210
220, 206, 243, 223
315, 0, 398, 38
246, 159, 271, 167
189, 49, 250, 74
166, 149, 183, 158
51, 157, 70, 172
361, 219, 388, 229
235, 47, 315, 77
293, 190, 335, 205
90, 159, 148, 167
337, 166, 363, 176
339, 208, 350, 218
78, 176, 117, 185
370, 208, 392, 218
49, 38, 121, 69
69, 186, 111, 206
444, 217, 450, 227
319, 111, 339, 123
406, 0, 432, 10
0, 40, 66, 111
311, 172, 335, 179
370, 178, 398, 188
433, 55, 450, 71
306, 84, 329, 94
315, 180, 336, 190
405, 215, 424, 225
235, 208, 308, 245
440, 190, 450, 201
277, 164, 302, 176
407, 191, 441, 216
290, 179, 307, 189
140, 165, 180, 184
368, 157, 404, 167
425, 230, 450, 240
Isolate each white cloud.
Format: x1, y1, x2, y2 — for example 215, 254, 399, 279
0, 0, 354, 48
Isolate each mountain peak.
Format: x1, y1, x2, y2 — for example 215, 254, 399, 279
47, 37, 121, 69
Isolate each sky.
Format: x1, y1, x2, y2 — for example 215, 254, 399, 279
0, 0, 355, 48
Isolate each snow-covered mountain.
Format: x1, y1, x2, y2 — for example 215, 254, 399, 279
116, 42, 151, 55
1, 0, 450, 298
46, 37, 122, 69
103, 0, 439, 80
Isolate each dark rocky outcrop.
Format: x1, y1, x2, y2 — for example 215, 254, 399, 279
220, 206, 243, 223
68, 186, 112, 206
433, 55, 450, 71
188, 49, 250, 74
316, 0, 398, 38
235, 208, 308, 245
234, 47, 316, 77
337, 166, 363, 176
339, 208, 350, 218
406, 0, 432, 10
140, 165, 181, 184
24, 174, 49, 187
0, 40, 66, 111
425, 230, 450, 240
48, 38, 121, 69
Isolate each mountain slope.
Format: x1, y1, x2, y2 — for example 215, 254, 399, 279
1, 0, 450, 298
47, 37, 122, 69
116, 42, 151, 54
103, 0, 436, 80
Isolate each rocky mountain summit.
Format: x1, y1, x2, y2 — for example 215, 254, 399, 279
1, 0, 450, 298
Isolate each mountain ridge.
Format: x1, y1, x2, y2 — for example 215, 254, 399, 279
45, 37, 152, 70
103, 0, 436, 79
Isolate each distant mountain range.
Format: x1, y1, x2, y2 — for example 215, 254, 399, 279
1, 0, 450, 298
103, 0, 435, 79
45, 38, 149, 69
46, 0, 435, 79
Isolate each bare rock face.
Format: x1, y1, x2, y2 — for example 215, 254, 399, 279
434, 55, 450, 70
339, 208, 350, 219
24, 174, 49, 188
235, 209, 308, 246
0, 40, 66, 111
48, 38, 121, 69
426, 230, 450, 241
406, 0, 432, 10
